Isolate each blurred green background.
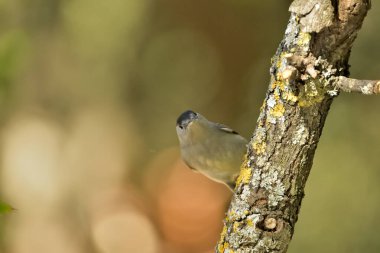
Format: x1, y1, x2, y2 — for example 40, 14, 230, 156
0, 1, 379, 253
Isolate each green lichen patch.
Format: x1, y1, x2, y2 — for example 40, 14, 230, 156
297, 79, 328, 107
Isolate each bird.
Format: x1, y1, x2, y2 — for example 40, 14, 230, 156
175, 110, 248, 190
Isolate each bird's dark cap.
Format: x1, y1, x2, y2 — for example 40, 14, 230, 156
176, 110, 198, 128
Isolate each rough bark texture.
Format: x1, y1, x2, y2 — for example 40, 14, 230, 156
336, 76, 380, 94
216, 1, 371, 252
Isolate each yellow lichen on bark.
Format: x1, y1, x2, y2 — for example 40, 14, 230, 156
235, 166, 252, 187
270, 103, 285, 117
282, 90, 298, 103
217, 226, 233, 253
252, 141, 266, 154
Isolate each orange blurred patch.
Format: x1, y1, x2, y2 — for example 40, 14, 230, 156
155, 155, 231, 252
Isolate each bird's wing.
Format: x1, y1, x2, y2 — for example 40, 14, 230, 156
215, 123, 239, 135
183, 159, 199, 172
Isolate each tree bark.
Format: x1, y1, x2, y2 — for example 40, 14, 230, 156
216, 1, 371, 252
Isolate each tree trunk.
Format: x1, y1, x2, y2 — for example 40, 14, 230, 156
217, 0, 371, 252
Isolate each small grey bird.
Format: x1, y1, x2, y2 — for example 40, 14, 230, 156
176, 110, 248, 190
